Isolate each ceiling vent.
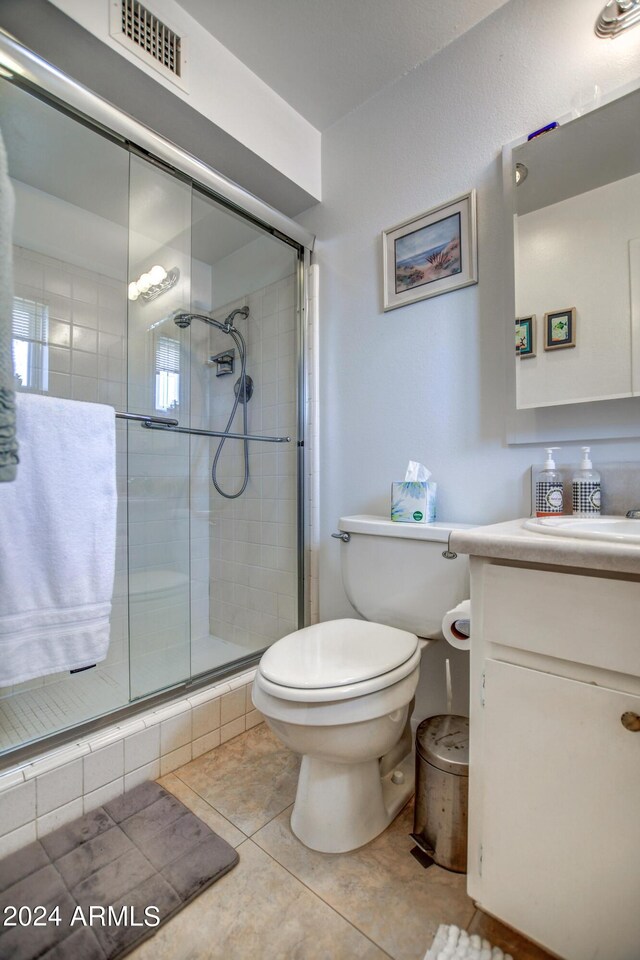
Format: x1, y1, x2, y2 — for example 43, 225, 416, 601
109, 0, 188, 92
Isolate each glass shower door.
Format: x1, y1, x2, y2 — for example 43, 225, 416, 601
127, 154, 193, 699
189, 187, 301, 675
0, 79, 132, 750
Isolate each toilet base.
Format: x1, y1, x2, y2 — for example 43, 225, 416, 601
290, 749, 415, 853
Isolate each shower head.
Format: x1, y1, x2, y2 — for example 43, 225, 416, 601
172, 307, 249, 334
225, 307, 249, 326
173, 313, 193, 329
172, 312, 228, 333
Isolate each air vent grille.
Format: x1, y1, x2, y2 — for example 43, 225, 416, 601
121, 0, 181, 76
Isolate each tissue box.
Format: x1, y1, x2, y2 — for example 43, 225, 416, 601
391, 481, 437, 523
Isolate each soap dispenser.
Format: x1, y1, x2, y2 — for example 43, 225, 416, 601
572, 447, 601, 516
535, 448, 564, 517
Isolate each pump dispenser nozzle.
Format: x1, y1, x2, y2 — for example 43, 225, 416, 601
580, 446, 592, 469
543, 447, 560, 470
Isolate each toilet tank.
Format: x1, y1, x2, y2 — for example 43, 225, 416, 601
338, 515, 473, 639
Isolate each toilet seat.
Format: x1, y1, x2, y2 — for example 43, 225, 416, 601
256, 618, 420, 704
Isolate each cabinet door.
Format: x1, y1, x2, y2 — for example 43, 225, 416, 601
479, 659, 640, 960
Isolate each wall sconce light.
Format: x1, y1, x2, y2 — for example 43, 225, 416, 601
128, 265, 180, 302
596, 0, 640, 37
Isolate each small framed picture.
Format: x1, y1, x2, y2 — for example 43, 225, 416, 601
516, 315, 536, 358
544, 308, 576, 350
382, 191, 477, 311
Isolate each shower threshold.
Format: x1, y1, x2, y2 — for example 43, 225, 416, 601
0, 636, 263, 757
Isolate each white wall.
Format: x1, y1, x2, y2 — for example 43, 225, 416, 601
297, 0, 640, 718
48, 0, 321, 199
210, 235, 296, 311
12, 181, 127, 280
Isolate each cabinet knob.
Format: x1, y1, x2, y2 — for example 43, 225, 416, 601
621, 712, 640, 732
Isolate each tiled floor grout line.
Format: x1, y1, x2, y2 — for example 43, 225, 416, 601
241, 833, 397, 960
247, 811, 405, 960
170, 769, 252, 840
170, 765, 300, 842
165, 765, 398, 959
168, 765, 398, 958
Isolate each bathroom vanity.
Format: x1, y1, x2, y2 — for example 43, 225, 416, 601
450, 519, 640, 960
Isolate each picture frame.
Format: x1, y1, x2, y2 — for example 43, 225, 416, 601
544, 308, 576, 350
516, 315, 536, 358
382, 190, 477, 311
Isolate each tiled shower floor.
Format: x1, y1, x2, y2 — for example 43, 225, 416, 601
129, 723, 556, 960
0, 636, 260, 754
0, 664, 129, 753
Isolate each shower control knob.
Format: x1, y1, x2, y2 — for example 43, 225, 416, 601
621, 711, 640, 732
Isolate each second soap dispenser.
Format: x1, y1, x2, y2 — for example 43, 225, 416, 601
572, 446, 601, 517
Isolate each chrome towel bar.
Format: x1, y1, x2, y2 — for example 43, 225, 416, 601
114, 411, 290, 444
115, 411, 179, 425
142, 422, 291, 444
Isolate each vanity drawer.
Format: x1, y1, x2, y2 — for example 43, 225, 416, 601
480, 563, 640, 676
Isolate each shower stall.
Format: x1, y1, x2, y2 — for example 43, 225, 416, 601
0, 34, 313, 761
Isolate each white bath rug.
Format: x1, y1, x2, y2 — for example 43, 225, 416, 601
424, 924, 514, 960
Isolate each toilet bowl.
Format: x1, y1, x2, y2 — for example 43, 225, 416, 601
253, 618, 421, 852
253, 515, 471, 853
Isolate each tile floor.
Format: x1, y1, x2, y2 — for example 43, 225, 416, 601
129, 723, 556, 960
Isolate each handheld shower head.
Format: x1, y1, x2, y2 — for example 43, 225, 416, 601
173, 312, 192, 329
172, 308, 249, 333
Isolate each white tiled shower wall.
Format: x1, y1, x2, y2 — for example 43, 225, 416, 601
207, 273, 300, 651
0, 670, 263, 858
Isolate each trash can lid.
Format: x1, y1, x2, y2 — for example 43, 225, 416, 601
416, 714, 469, 776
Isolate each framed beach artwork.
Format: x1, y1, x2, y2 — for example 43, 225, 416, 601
382, 190, 477, 311
516, 315, 536, 358
544, 308, 576, 350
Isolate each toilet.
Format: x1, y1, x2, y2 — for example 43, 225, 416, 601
252, 514, 470, 853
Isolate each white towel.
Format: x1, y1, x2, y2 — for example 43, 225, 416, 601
0, 393, 117, 685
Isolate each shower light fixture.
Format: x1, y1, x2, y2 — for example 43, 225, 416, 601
128, 265, 180, 303
595, 0, 640, 37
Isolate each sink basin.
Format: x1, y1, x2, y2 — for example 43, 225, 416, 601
524, 516, 640, 544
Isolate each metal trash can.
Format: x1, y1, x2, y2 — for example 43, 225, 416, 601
412, 714, 469, 872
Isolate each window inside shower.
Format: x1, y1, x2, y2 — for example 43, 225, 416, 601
0, 78, 304, 760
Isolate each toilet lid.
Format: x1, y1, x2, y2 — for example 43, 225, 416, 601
259, 618, 419, 689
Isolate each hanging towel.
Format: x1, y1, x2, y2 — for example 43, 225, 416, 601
0, 123, 18, 482
0, 393, 117, 685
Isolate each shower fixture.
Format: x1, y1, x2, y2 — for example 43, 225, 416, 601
173, 308, 252, 499
173, 307, 248, 332
209, 349, 235, 377
128, 265, 180, 302
595, 0, 640, 37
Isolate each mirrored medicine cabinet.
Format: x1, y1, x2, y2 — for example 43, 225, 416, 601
504, 82, 640, 443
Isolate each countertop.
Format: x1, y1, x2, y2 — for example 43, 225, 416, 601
450, 518, 640, 577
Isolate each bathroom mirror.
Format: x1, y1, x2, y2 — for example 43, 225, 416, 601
511, 86, 640, 411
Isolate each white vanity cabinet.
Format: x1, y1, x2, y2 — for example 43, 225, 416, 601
465, 556, 640, 960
